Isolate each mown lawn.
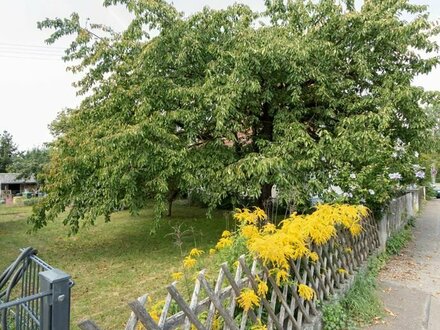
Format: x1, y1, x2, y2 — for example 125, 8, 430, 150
0, 201, 230, 329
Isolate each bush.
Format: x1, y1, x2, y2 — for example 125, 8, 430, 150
386, 223, 413, 255
23, 198, 40, 206
12, 196, 24, 205
323, 301, 352, 330
425, 185, 437, 200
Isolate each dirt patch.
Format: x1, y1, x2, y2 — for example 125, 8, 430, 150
378, 243, 421, 283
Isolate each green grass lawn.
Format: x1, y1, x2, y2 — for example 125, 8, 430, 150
0, 201, 230, 329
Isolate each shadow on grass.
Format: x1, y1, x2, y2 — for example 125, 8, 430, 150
1, 203, 229, 268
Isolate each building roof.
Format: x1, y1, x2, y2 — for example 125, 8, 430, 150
0, 173, 37, 184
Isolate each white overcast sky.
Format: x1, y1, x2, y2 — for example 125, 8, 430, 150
0, 0, 439, 151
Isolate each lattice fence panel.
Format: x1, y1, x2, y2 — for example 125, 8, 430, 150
78, 203, 404, 330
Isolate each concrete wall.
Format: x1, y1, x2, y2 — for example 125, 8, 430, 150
377, 187, 425, 252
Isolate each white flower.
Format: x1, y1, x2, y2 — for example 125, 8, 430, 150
350, 173, 356, 179
342, 192, 353, 198
391, 152, 398, 158
394, 138, 405, 151
414, 151, 419, 158
368, 189, 375, 195
388, 172, 402, 180
415, 170, 425, 179
331, 185, 343, 195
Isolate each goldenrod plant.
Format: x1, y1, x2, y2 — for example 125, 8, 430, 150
164, 205, 368, 328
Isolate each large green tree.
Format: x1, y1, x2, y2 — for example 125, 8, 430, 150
0, 131, 17, 173
31, 0, 439, 233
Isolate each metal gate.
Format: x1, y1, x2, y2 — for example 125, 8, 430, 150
0, 247, 73, 330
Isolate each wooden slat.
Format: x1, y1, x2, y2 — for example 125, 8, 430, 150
184, 271, 204, 330
78, 320, 101, 330
128, 300, 160, 330
198, 274, 239, 330
221, 262, 258, 327
125, 294, 148, 330
205, 268, 225, 328
278, 285, 288, 326
260, 264, 302, 328
159, 285, 175, 328
239, 257, 284, 330
167, 284, 205, 330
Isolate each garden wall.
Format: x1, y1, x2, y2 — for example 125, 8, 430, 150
377, 188, 425, 252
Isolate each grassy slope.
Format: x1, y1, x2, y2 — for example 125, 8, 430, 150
0, 201, 229, 329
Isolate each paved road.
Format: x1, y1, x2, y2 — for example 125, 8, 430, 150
367, 199, 440, 330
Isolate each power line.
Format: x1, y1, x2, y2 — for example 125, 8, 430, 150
0, 54, 62, 61
0, 50, 63, 57
0, 42, 65, 51
0, 42, 65, 60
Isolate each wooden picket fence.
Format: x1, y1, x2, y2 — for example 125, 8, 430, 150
78, 214, 380, 330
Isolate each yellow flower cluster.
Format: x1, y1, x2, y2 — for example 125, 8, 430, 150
298, 284, 315, 301
189, 248, 204, 257
213, 204, 368, 288
149, 299, 165, 322
221, 230, 232, 237
256, 276, 269, 296
242, 204, 367, 271
233, 207, 267, 225
182, 248, 205, 269
183, 256, 197, 269
171, 272, 184, 281
215, 237, 233, 249
338, 268, 348, 274
237, 288, 260, 311
241, 225, 259, 239
250, 320, 268, 330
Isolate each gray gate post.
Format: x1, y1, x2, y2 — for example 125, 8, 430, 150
40, 269, 71, 330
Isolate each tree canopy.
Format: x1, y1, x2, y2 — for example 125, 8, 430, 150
31, 0, 440, 233
8, 147, 50, 181
0, 131, 17, 173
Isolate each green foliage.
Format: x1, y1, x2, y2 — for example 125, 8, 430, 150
8, 147, 49, 182
322, 257, 384, 329
386, 223, 413, 255
0, 131, 18, 173
215, 233, 249, 267
31, 0, 440, 233
425, 184, 437, 199
12, 196, 24, 206
23, 198, 41, 206
322, 301, 353, 330
342, 268, 384, 326
367, 253, 389, 278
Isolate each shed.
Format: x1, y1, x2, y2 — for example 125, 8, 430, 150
0, 173, 38, 196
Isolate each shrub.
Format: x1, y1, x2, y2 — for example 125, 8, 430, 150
23, 198, 40, 206
323, 301, 352, 330
13, 196, 24, 205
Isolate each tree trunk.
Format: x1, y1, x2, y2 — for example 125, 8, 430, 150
257, 183, 273, 213
255, 102, 274, 216
167, 199, 173, 217
167, 188, 180, 217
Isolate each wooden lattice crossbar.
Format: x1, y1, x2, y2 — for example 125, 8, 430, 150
79, 214, 381, 330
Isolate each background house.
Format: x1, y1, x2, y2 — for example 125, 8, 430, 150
0, 173, 37, 197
